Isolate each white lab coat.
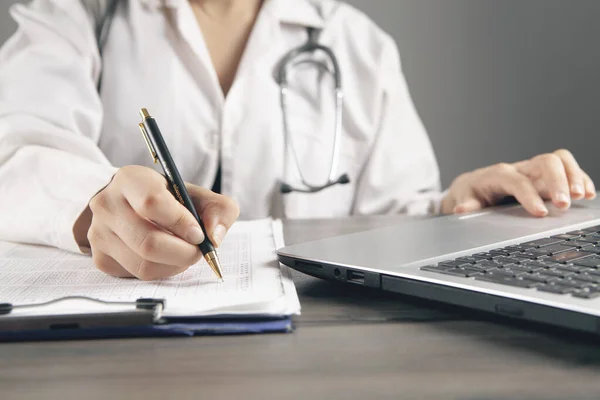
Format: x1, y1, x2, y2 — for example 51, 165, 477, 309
0, 0, 443, 253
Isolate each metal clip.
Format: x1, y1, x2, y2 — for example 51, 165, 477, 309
138, 122, 158, 164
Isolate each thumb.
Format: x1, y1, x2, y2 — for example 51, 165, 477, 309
186, 184, 240, 247
453, 197, 484, 214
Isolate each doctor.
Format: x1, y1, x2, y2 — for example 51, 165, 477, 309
0, 0, 596, 280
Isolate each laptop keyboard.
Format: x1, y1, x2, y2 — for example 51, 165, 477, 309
420, 225, 600, 299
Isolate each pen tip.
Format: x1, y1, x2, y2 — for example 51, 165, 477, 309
204, 251, 224, 281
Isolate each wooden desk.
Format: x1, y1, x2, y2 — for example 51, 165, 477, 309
2, 217, 600, 400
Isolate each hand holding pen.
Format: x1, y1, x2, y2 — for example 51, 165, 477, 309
138, 108, 231, 280
74, 123, 240, 281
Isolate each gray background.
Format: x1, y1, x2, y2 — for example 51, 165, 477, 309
1, 0, 599, 188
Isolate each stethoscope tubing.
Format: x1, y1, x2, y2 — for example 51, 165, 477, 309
277, 28, 350, 194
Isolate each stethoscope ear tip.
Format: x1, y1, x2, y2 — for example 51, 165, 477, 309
338, 174, 350, 185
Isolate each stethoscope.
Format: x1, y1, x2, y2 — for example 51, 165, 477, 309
93, 1, 350, 194
275, 27, 350, 194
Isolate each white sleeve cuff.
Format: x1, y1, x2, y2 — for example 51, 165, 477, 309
54, 165, 117, 253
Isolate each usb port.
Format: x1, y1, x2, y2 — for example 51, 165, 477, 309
346, 270, 365, 284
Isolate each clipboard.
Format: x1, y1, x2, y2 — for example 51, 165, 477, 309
0, 297, 293, 342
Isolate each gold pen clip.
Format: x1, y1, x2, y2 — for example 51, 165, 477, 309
138, 122, 158, 164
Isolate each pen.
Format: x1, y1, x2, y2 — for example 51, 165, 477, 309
138, 108, 224, 281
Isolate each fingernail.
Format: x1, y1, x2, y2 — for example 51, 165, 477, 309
571, 184, 584, 196
186, 226, 205, 244
556, 192, 570, 206
213, 224, 227, 247
536, 201, 548, 215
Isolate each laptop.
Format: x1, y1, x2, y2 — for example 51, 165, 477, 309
277, 197, 600, 334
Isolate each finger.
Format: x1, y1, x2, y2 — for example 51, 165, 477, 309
94, 229, 190, 281
100, 195, 203, 267
187, 184, 240, 247
119, 173, 206, 245
492, 166, 548, 217
583, 173, 597, 199
519, 154, 570, 209
91, 251, 134, 278
453, 197, 484, 214
87, 223, 134, 278
554, 149, 585, 200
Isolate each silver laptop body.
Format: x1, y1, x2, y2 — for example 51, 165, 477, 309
277, 197, 600, 334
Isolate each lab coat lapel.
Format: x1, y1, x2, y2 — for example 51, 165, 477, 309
167, 0, 225, 107
265, 0, 325, 29
233, 0, 325, 84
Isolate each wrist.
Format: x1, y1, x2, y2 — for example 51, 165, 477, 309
71, 174, 115, 254
73, 205, 92, 253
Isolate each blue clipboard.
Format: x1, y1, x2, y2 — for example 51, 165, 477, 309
0, 297, 294, 342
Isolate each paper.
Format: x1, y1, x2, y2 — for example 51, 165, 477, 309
0, 219, 300, 318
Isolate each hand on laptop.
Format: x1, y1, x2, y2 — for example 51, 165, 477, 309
74, 166, 240, 280
441, 149, 596, 217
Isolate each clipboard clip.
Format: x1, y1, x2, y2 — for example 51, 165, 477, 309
0, 297, 166, 332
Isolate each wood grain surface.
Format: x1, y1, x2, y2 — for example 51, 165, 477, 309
2, 217, 600, 400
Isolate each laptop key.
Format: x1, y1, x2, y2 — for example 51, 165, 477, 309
443, 268, 482, 277
562, 278, 597, 289
484, 268, 521, 278
537, 284, 576, 294
513, 252, 542, 260
507, 265, 536, 274
581, 225, 600, 233
488, 249, 511, 257
459, 264, 489, 273
551, 234, 581, 240
568, 229, 598, 235
475, 276, 539, 288
568, 241, 596, 249
473, 252, 493, 260
517, 262, 545, 272
555, 264, 591, 274
491, 256, 522, 265
544, 269, 575, 278
549, 251, 593, 263
455, 256, 480, 264
520, 260, 554, 269
439, 260, 472, 268
573, 274, 600, 283
527, 273, 560, 284
422, 266, 482, 277
501, 266, 526, 275
534, 259, 562, 268
521, 249, 551, 258
521, 238, 565, 248
421, 266, 478, 277
576, 236, 600, 244
421, 265, 452, 272
572, 289, 600, 299
532, 243, 577, 256
582, 246, 600, 255
475, 260, 504, 270
573, 255, 600, 268
504, 245, 535, 252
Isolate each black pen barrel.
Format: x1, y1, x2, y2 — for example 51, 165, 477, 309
142, 117, 215, 254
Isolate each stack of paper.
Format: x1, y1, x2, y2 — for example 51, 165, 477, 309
0, 219, 300, 337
